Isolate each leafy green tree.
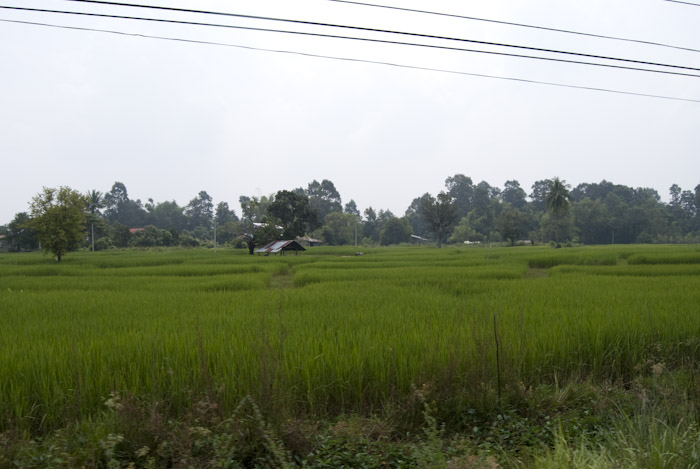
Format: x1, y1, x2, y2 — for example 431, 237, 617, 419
445, 174, 474, 219
239, 195, 273, 223
380, 216, 412, 245
111, 223, 133, 248
305, 179, 342, 222
540, 210, 576, 245
448, 215, 483, 244
215, 201, 238, 226
193, 225, 213, 241
134, 225, 173, 247
461, 209, 496, 242
244, 222, 280, 254
216, 221, 241, 245
405, 193, 432, 239
501, 180, 527, 209
185, 191, 214, 231
495, 204, 528, 245
267, 190, 319, 239
29, 187, 86, 262
239, 194, 276, 254
344, 199, 360, 217
104, 182, 128, 215
104, 182, 147, 227
362, 207, 380, 243
179, 230, 200, 248
146, 200, 187, 232
322, 212, 360, 245
529, 179, 553, 212
572, 197, 609, 244
421, 192, 458, 248
470, 181, 499, 235
545, 177, 573, 244
6, 212, 39, 251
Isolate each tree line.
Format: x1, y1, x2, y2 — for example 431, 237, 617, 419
2, 176, 700, 260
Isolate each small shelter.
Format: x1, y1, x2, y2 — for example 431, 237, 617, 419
255, 240, 306, 256
296, 235, 322, 247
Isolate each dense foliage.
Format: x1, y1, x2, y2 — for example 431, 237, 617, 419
3, 177, 700, 257
27, 187, 86, 262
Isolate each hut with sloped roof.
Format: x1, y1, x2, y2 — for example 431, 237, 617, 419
254, 240, 306, 256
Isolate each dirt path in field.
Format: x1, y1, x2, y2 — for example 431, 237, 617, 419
268, 269, 294, 289
524, 267, 548, 278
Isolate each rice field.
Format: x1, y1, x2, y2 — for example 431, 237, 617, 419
1, 244, 700, 436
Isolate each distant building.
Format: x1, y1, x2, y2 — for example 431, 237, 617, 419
411, 234, 429, 244
129, 228, 144, 234
255, 240, 306, 256
296, 235, 322, 247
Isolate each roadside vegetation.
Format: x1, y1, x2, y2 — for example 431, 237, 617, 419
1, 244, 699, 467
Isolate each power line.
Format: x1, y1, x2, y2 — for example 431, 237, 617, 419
328, 0, 700, 55
2, 17, 699, 104
663, 0, 700, 6
3, 5, 700, 79
57, 0, 700, 73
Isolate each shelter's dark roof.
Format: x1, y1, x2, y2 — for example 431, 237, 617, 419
255, 240, 306, 253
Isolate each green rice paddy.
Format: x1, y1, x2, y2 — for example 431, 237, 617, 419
1, 244, 700, 438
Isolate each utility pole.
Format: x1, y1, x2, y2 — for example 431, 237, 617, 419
213, 219, 217, 253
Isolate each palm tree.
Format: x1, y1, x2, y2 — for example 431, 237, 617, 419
85, 190, 105, 251
545, 177, 572, 245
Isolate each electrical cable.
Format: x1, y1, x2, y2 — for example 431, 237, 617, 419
2, 17, 699, 104
2, 5, 700, 79
663, 0, 700, 6
56, 0, 700, 72
327, 0, 700, 54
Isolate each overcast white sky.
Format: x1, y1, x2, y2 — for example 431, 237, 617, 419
1, 0, 699, 224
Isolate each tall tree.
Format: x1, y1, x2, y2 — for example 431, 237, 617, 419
215, 201, 238, 226
501, 180, 527, 209
496, 204, 527, 245
185, 191, 214, 230
267, 190, 319, 239
545, 177, 572, 244
85, 190, 105, 251
344, 199, 360, 217
104, 182, 128, 217
380, 216, 412, 246
239, 195, 273, 223
239, 194, 275, 254
405, 193, 432, 239
6, 212, 39, 251
362, 207, 380, 243
445, 174, 474, 219
421, 192, 458, 248
104, 182, 147, 227
305, 179, 342, 222
147, 200, 187, 232
530, 179, 553, 213
29, 187, 86, 262
322, 212, 360, 245
85, 190, 105, 216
